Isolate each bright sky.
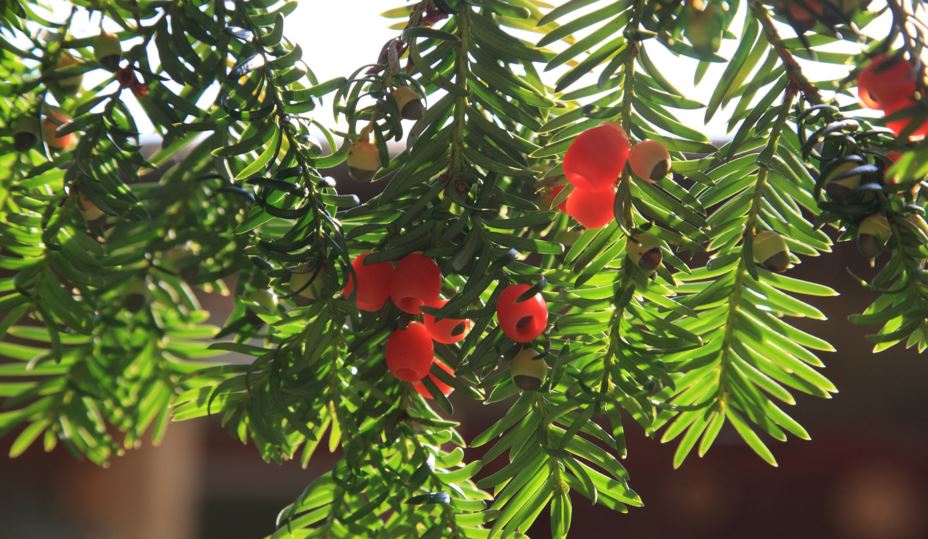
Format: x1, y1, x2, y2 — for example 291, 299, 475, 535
295, 0, 395, 82
44, 0, 890, 138
293, 1, 883, 138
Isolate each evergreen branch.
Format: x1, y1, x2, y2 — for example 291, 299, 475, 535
716, 90, 797, 413
656, 89, 838, 466
617, 3, 640, 228
449, 7, 470, 181
2, 1, 927, 536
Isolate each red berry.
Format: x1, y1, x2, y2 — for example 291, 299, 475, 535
389, 252, 441, 314
343, 253, 394, 312
562, 122, 630, 190
423, 299, 472, 344
884, 98, 928, 141
565, 186, 616, 229
496, 284, 548, 343
385, 322, 434, 382
412, 359, 455, 399
857, 55, 917, 110
548, 184, 568, 212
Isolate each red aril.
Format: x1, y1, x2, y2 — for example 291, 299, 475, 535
496, 284, 548, 343
857, 55, 917, 110
389, 252, 441, 314
385, 322, 434, 382
43, 112, 76, 150
423, 299, 471, 344
343, 253, 393, 312
884, 98, 928, 141
565, 186, 616, 229
562, 122, 629, 190
412, 359, 455, 399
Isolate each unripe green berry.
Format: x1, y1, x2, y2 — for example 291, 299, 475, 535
822, 159, 863, 202
53, 53, 83, 94
346, 140, 380, 181
12, 116, 40, 152
857, 214, 892, 258
164, 243, 200, 281
627, 232, 662, 275
628, 140, 671, 183
753, 230, 790, 272
123, 278, 148, 313
93, 32, 121, 71
510, 348, 547, 391
77, 193, 104, 222
684, 2, 725, 55
248, 288, 278, 312
290, 264, 325, 304
393, 86, 424, 121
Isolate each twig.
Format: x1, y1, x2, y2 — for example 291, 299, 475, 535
751, 1, 823, 106
366, 1, 448, 75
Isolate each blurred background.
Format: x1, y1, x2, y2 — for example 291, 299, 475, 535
3, 2, 926, 538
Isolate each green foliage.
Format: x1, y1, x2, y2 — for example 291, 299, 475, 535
1, 0, 927, 537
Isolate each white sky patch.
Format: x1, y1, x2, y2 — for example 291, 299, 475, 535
40, 0, 895, 140
293, 1, 891, 139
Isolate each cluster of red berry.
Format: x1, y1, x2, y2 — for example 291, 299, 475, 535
554, 123, 672, 230
345, 252, 548, 398
560, 122, 629, 229
857, 54, 928, 140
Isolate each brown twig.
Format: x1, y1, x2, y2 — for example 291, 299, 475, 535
366, 1, 448, 75
751, 1, 823, 106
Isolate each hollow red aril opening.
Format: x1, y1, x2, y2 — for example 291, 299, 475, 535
423, 298, 472, 344
389, 253, 441, 314
496, 284, 548, 343
516, 316, 544, 340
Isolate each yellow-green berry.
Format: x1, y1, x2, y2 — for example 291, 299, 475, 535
857, 214, 892, 258
627, 232, 662, 275
510, 348, 547, 391
753, 230, 790, 272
